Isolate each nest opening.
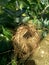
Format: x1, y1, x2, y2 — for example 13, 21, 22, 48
23, 31, 32, 39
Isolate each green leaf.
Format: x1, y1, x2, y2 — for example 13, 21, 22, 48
40, 0, 49, 5
2, 26, 13, 39
11, 59, 17, 65
0, 0, 10, 6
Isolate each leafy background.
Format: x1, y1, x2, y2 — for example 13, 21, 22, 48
0, 0, 49, 65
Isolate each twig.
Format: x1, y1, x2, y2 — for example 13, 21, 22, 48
0, 50, 15, 55
7, 61, 11, 65
40, 4, 49, 14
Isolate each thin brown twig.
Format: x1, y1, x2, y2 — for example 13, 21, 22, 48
0, 50, 15, 55
39, 4, 49, 14
7, 61, 11, 65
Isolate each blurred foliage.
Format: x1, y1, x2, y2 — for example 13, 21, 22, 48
0, 0, 49, 65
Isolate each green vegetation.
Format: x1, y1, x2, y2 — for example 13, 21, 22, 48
0, 0, 49, 65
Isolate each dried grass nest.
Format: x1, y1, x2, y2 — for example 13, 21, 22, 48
12, 23, 41, 60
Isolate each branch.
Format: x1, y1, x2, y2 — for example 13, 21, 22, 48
40, 4, 49, 14
0, 50, 15, 55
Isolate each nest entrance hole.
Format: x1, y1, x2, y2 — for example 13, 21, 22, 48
23, 31, 34, 39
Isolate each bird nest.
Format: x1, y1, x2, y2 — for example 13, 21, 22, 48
12, 23, 40, 60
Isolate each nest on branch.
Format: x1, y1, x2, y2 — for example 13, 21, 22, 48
12, 23, 41, 60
